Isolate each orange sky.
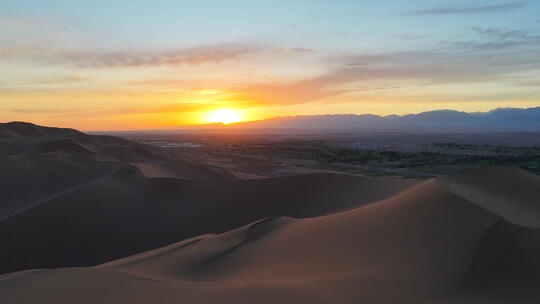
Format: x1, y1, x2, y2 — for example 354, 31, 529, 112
1, 1, 540, 130
2, 83, 538, 130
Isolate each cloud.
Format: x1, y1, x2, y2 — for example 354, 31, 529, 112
0, 103, 213, 117
451, 27, 540, 50
471, 27, 529, 39
233, 42, 540, 105
391, 34, 431, 40
238, 70, 406, 105
0, 42, 309, 68
0, 15, 43, 29
108, 103, 216, 115
404, 2, 526, 15
514, 80, 540, 87
0, 75, 87, 87
2, 18, 538, 110
60, 43, 263, 68
0, 107, 99, 115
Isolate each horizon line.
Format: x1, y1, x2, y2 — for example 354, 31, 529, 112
6, 105, 534, 133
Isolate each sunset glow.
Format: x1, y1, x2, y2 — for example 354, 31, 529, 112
1, 1, 539, 130
205, 109, 244, 125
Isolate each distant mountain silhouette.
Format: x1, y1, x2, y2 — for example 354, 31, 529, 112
232, 107, 540, 132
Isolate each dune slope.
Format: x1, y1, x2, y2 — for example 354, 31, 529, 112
0, 164, 417, 274
1, 166, 538, 303
437, 166, 540, 227
0, 121, 265, 220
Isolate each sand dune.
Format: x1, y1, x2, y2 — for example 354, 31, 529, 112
0, 151, 121, 219
99, 179, 498, 299
0, 122, 248, 219
1, 123, 538, 303
133, 159, 239, 180
437, 166, 540, 227
0, 164, 417, 274
0, 121, 83, 138
459, 219, 540, 301
1, 166, 538, 303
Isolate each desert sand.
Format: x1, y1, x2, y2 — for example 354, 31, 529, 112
1, 122, 539, 303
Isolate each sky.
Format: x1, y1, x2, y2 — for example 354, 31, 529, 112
1, 0, 540, 130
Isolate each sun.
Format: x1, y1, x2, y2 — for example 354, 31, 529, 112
206, 109, 243, 124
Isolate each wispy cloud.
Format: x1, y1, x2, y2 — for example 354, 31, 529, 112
0, 103, 213, 117
0, 42, 308, 68
404, 2, 526, 15
514, 80, 540, 87
0, 107, 99, 115
471, 27, 529, 39
451, 27, 540, 50
232, 41, 540, 105
0, 75, 87, 87
390, 34, 432, 40
237, 69, 406, 106
60, 43, 264, 68
0, 15, 43, 29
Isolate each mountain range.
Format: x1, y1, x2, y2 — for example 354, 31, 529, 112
229, 107, 540, 132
